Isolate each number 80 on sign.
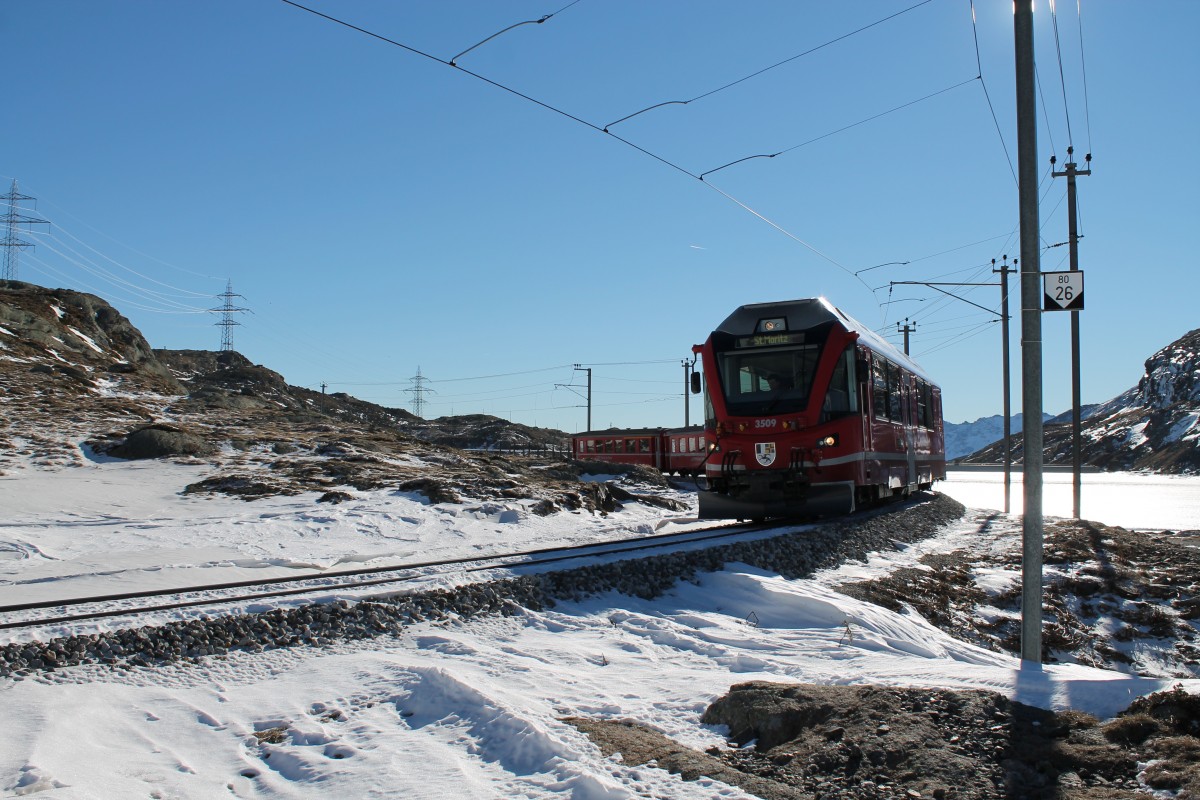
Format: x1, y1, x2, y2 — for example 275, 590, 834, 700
1043, 270, 1084, 311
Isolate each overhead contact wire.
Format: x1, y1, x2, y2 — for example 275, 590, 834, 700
700, 76, 979, 180
280, 0, 865, 287
970, 0, 1018, 189
604, 0, 935, 130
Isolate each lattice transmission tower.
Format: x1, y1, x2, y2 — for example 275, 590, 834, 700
209, 279, 250, 351
405, 367, 434, 419
2, 180, 50, 282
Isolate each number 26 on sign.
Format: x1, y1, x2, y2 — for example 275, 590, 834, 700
1043, 270, 1084, 311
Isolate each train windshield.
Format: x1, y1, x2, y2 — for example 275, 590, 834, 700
716, 343, 822, 416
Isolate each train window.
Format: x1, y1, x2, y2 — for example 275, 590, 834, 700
823, 346, 857, 420
887, 362, 902, 423
718, 343, 822, 416
671, 439, 678, 453
872, 358, 889, 420
689, 437, 697, 452
916, 381, 931, 428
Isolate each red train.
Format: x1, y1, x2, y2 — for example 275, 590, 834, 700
572, 297, 946, 520
570, 426, 709, 475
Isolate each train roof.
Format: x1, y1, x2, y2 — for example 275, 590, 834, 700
712, 297, 937, 385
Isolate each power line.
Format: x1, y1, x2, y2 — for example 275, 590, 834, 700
603, 0, 936, 130
405, 367, 434, 418
279, 0, 867, 287
2, 180, 50, 282
449, 0, 583, 66
970, 0, 1018, 188
699, 76, 979, 180
1076, 0, 1093, 154
209, 279, 250, 352
1049, 0, 1075, 148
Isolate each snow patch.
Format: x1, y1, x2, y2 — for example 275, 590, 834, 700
65, 326, 106, 354
1165, 412, 1200, 444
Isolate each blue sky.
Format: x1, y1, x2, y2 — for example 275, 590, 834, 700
5, 1, 1197, 430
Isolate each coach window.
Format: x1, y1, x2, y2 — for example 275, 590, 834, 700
887, 362, 902, 423
872, 357, 889, 420
916, 381, 931, 428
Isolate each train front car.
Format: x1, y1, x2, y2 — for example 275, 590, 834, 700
691, 298, 945, 520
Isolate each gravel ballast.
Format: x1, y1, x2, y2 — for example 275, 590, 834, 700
0, 492, 963, 678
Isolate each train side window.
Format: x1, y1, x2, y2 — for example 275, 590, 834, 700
872, 358, 889, 420
887, 362, 902, 423
916, 381, 931, 428
823, 346, 857, 420
672, 439, 678, 453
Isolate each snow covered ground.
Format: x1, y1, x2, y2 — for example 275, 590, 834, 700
2, 457, 1198, 798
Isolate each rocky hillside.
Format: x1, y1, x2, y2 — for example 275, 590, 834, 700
0, 281, 625, 510
960, 327, 1200, 473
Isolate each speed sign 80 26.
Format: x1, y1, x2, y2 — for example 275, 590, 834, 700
1043, 270, 1084, 311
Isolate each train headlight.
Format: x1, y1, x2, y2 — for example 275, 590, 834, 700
817, 434, 839, 448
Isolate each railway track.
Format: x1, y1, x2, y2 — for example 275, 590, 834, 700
0, 517, 791, 633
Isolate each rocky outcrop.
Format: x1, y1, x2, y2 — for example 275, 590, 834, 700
961, 328, 1200, 473
0, 279, 183, 393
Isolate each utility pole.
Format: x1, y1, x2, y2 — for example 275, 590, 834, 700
574, 365, 592, 431
1015, 0, 1045, 665
406, 367, 433, 418
887, 279, 1013, 506
682, 358, 695, 426
2, 181, 50, 282
209, 280, 249, 352
993, 256, 1017, 514
1052, 147, 1091, 520
896, 319, 916, 355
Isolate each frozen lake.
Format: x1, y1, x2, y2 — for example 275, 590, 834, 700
939, 468, 1200, 531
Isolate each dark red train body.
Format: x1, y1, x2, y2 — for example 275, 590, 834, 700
571, 297, 946, 520
570, 426, 707, 475
691, 297, 945, 519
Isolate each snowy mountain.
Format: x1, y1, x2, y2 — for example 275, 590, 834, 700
960, 327, 1200, 473
943, 413, 1046, 460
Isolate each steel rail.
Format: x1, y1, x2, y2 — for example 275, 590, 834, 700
0, 519, 788, 631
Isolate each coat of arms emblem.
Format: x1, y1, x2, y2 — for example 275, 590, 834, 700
755, 442, 776, 466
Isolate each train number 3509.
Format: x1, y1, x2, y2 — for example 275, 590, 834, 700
754, 419, 777, 429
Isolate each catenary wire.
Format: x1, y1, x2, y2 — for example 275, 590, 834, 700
699, 76, 979, 179
604, 0, 936, 130
1076, 0, 1093, 154
279, 0, 871, 290
450, 0, 583, 65
970, 0, 1018, 188
1049, 0, 1075, 148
